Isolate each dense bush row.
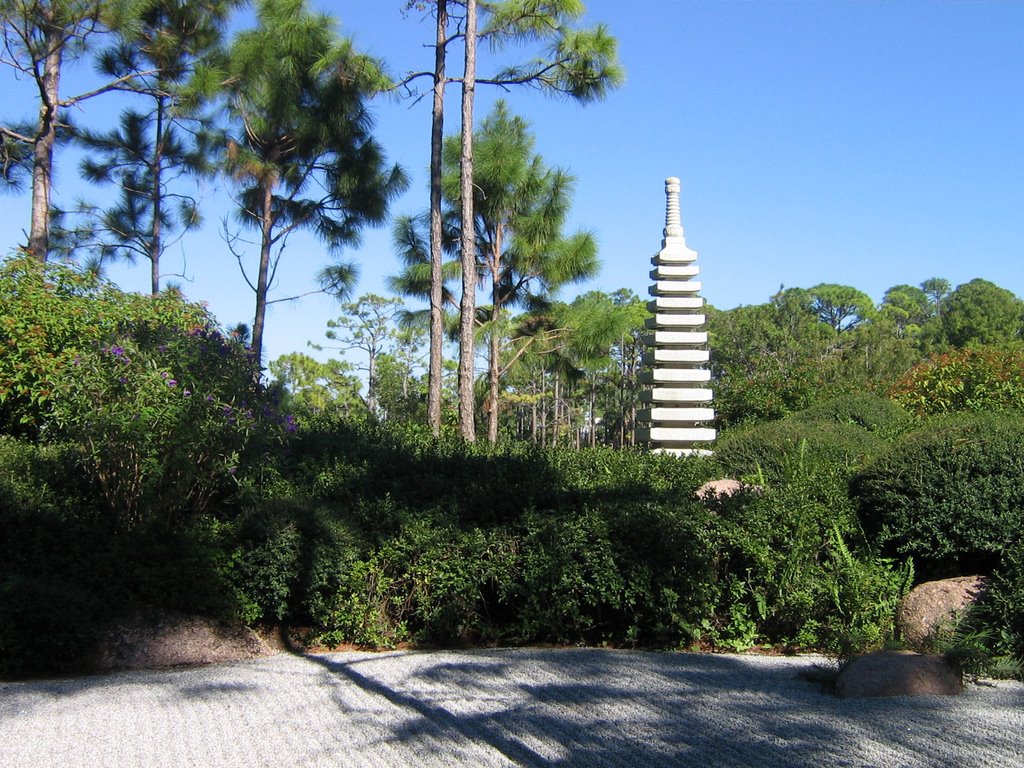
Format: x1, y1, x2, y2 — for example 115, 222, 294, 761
0, 414, 910, 675
2, 260, 1023, 678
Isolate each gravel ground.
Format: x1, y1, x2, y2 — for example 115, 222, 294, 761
2, 648, 1022, 767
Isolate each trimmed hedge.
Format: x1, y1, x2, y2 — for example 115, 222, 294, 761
789, 393, 914, 435
850, 412, 1024, 579
714, 417, 883, 487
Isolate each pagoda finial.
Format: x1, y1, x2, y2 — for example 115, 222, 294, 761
664, 177, 683, 241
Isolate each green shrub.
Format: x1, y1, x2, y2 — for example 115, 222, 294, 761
790, 393, 914, 435
695, 451, 911, 653
601, 500, 716, 646
512, 508, 625, 645
714, 417, 882, 487
977, 536, 1024, 664
0, 437, 94, 518
820, 523, 914, 656
850, 412, 1024, 579
889, 344, 1024, 417
0, 436, 252, 676
224, 499, 364, 626
292, 417, 716, 529
313, 512, 519, 647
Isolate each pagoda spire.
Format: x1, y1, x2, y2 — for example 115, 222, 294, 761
636, 177, 716, 456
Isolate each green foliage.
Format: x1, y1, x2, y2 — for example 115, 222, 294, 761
270, 352, 363, 414
708, 299, 828, 427
789, 393, 913, 435
74, 0, 237, 290
698, 456, 911, 653
851, 412, 1024, 579
0, 437, 242, 676
225, 499, 362, 626
881, 283, 933, 338
889, 344, 1024, 417
315, 515, 519, 647
822, 522, 914, 656
940, 278, 1023, 348
222, 0, 408, 362
975, 538, 1024, 668
714, 417, 882, 487
51, 329, 265, 529
808, 283, 876, 333
513, 508, 624, 644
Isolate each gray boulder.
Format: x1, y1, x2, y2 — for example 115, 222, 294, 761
835, 651, 963, 698
897, 576, 988, 649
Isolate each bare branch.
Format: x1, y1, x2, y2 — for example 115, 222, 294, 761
221, 217, 259, 294
0, 125, 34, 143
60, 70, 160, 108
266, 287, 326, 306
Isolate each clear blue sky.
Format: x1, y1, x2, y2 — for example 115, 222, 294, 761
3, 0, 1022, 367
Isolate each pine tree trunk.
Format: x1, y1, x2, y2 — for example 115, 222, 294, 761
150, 94, 166, 295
486, 239, 502, 443
552, 376, 560, 447
367, 348, 378, 417
427, 0, 447, 435
29, 27, 62, 262
456, 0, 478, 441
251, 177, 275, 369
486, 317, 500, 443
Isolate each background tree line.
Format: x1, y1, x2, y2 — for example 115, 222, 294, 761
272, 275, 1024, 445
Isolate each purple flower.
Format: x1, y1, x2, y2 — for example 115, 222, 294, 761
110, 346, 125, 357
183, 389, 192, 397
167, 379, 177, 388
206, 394, 215, 402
118, 377, 128, 385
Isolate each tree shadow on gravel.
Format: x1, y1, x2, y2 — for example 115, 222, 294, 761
305, 648, 1024, 768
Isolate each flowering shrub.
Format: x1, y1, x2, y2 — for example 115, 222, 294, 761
0, 257, 215, 431
1, 256, 290, 529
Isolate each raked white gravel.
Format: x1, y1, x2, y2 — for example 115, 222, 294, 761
2, 648, 1022, 767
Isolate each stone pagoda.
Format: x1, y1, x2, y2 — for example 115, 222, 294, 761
636, 177, 716, 455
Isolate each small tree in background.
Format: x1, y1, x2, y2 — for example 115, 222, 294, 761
269, 351, 363, 415
442, 101, 599, 442
940, 279, 1023, 348
314, 294, 409, 419
398, 0, 623, 438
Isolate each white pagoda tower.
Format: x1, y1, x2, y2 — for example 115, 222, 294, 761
636, 177, 716, 455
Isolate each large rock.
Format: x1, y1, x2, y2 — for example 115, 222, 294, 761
695, 478, 762, 500
835, 651, 963, 698
93, 613, 282, 671
897, 576, 988, 649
